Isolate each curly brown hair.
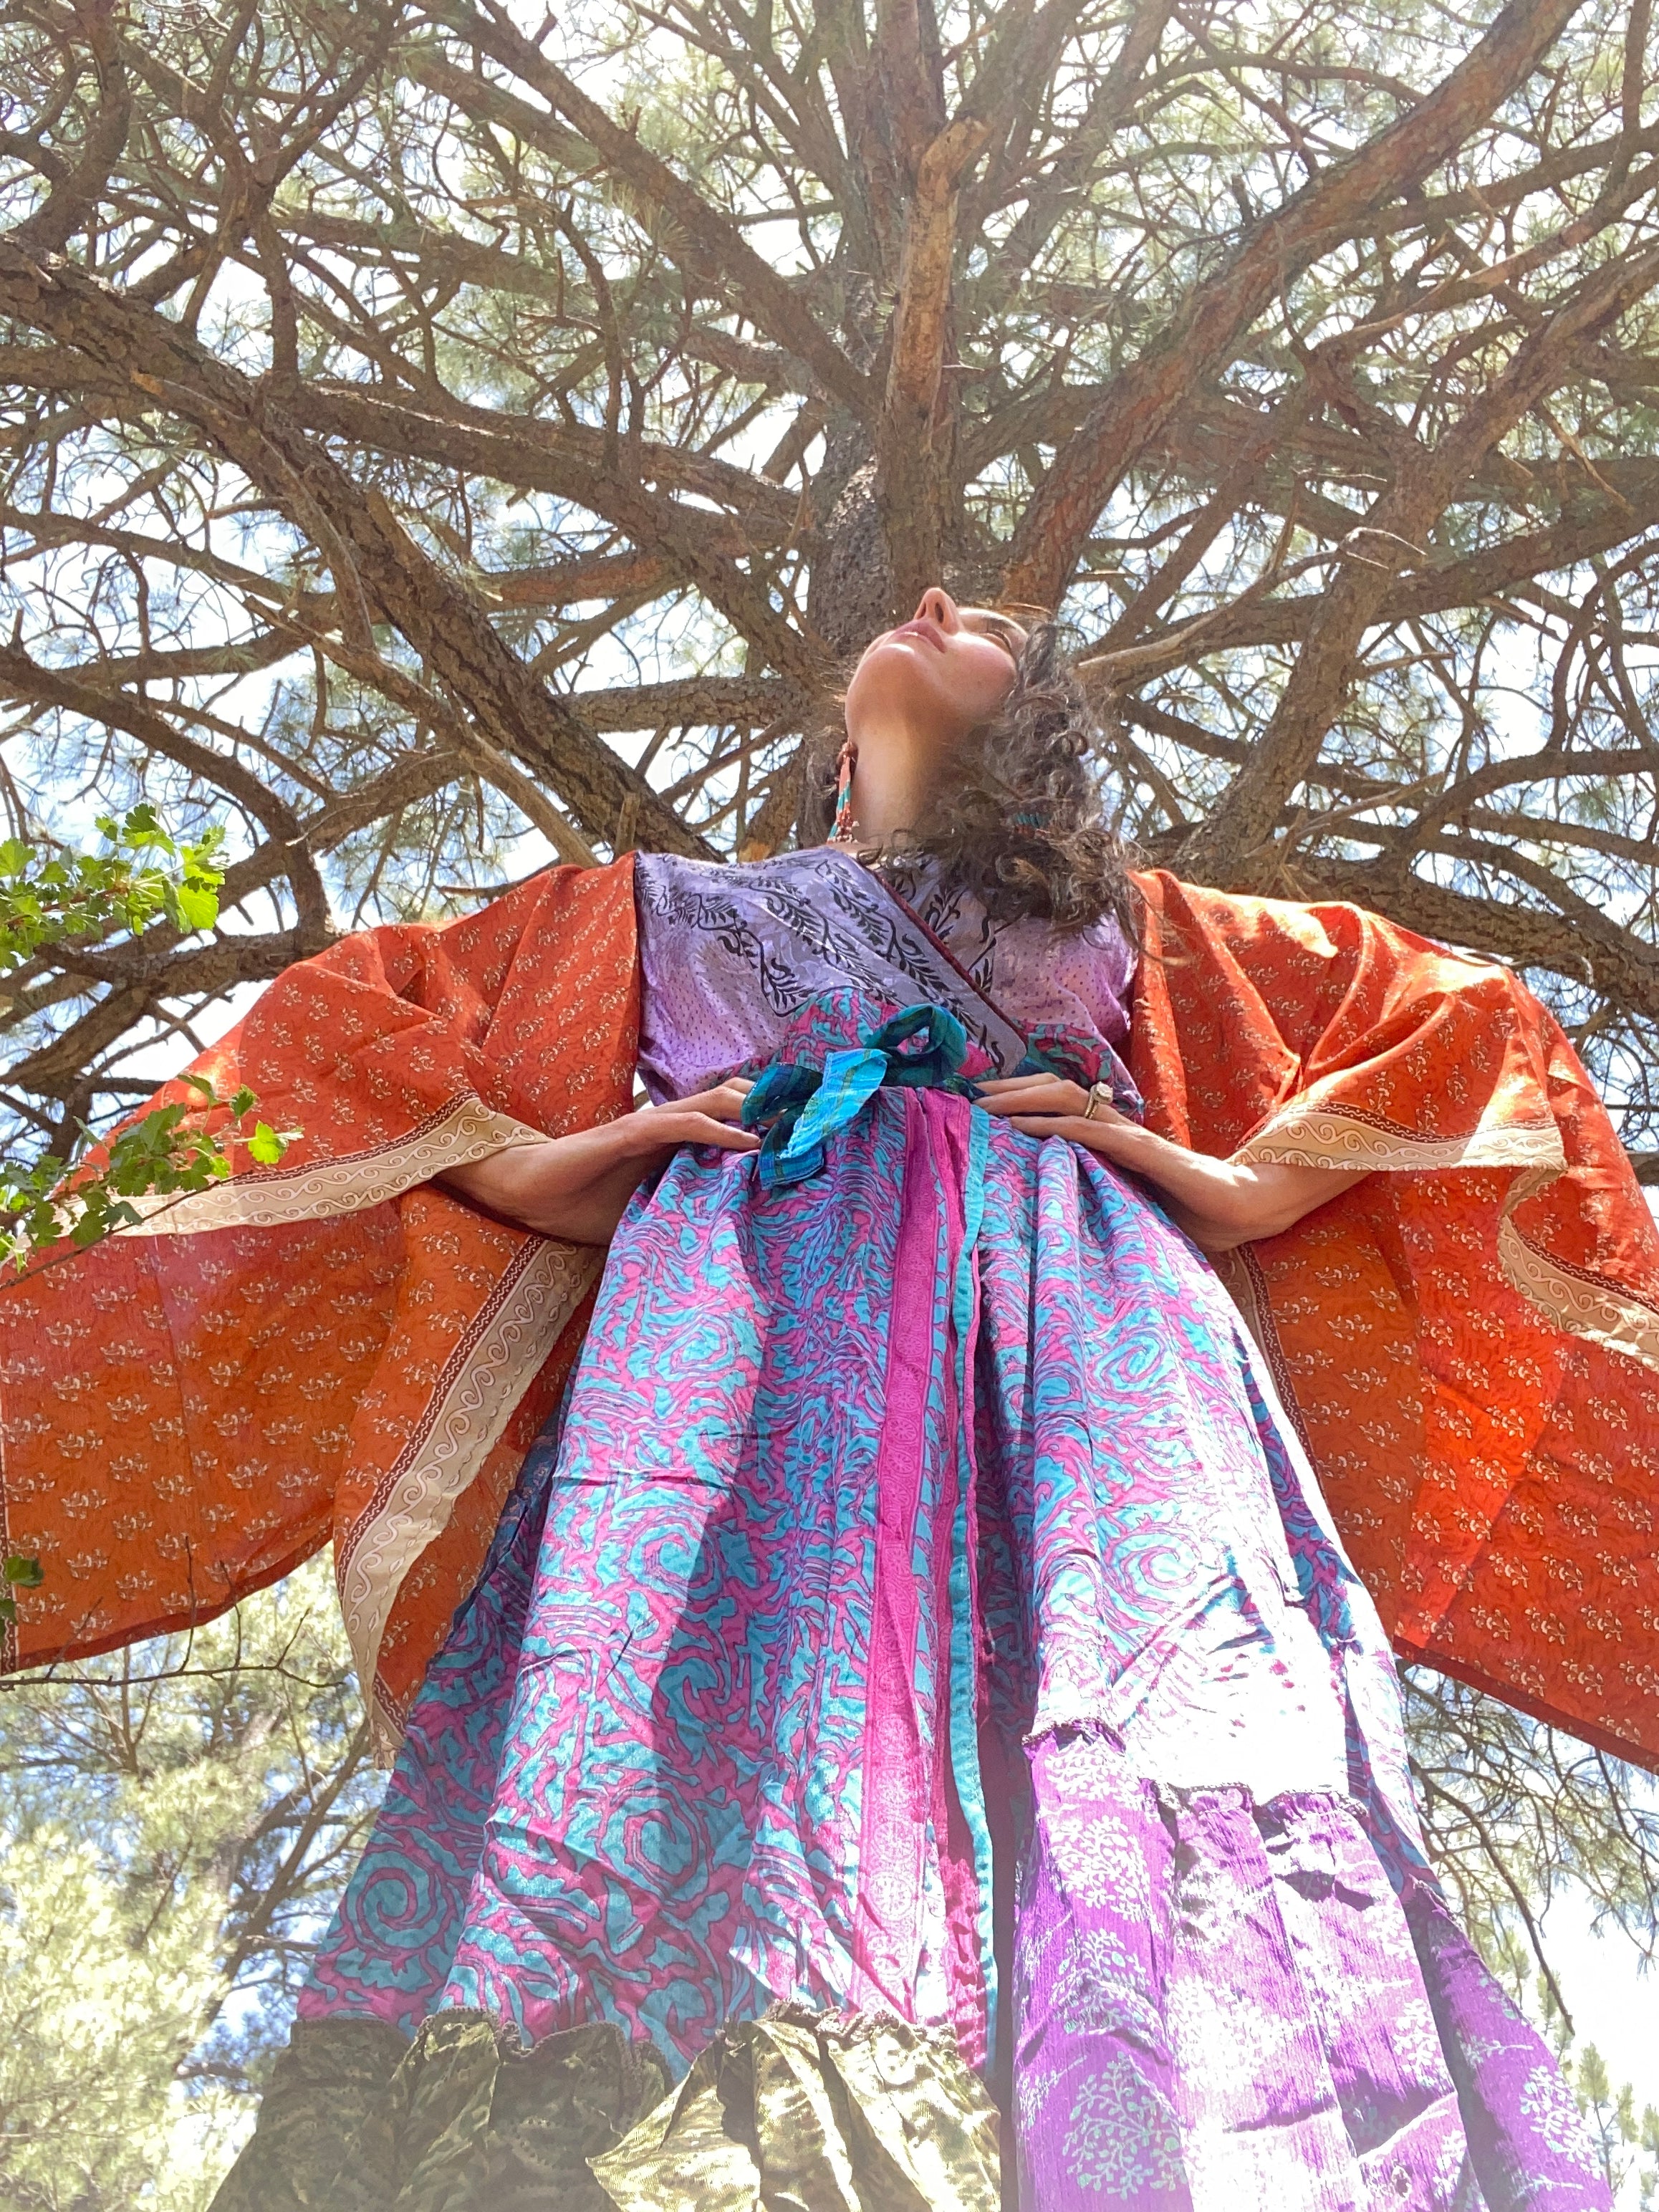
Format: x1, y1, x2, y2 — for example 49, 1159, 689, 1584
819, 621, 1140, 942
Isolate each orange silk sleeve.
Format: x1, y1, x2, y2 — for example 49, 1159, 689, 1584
1129, 869, 1659, 1768
0, 859, 640, 1744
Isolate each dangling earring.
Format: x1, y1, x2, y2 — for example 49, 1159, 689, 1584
831, 742, 857, 845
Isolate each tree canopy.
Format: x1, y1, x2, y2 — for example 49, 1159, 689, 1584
0, 1559, 381, 2210
0, 0, 1656, 1167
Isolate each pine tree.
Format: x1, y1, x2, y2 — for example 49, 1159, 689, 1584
0, 1558, 382, 2208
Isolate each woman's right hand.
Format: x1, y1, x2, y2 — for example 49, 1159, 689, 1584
437, 1079, 759, 1245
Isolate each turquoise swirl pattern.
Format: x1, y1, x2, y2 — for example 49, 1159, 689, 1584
298, 988, 1607, 2210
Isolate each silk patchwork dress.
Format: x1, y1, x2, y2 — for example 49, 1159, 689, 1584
221, 849, 1605, 2212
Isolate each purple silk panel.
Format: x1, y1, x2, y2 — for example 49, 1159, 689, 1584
850, 1088, 984, 2042
632, 846, 1140, 1109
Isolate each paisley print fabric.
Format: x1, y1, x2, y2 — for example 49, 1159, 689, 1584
1014, 1734, 1486, 2211
271, 973, 1606, 2212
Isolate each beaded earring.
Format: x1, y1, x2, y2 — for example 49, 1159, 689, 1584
830, 742, 858, 845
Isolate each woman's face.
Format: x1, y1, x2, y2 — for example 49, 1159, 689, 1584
844, 587, 1026, 752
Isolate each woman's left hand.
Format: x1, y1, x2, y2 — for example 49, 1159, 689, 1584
975, 1073, 1119, 1136
974, 1073, 1367, 1251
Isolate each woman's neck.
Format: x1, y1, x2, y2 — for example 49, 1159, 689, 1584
838, 718, 942, 847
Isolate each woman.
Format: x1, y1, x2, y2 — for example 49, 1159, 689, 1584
3, 593, 1645, 2209
191, 591, 1612, 2210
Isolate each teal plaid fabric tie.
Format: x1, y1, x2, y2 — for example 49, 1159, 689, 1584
741, 1003, 978, 1188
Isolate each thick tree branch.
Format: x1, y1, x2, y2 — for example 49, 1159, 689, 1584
1000, 0, 1585, 606
292, 381, 819, 684
1293, 856, 1659, 1025
433, 1, 873, 419
572, 677, 794, 731
9, 4, 130, 258
4, 933, 321, 1097
877, 117, 989, 607
962, 0, 1175, 306
0, 242, 713, 857
295, 380, 794, 526
1181, 239, 1659, 881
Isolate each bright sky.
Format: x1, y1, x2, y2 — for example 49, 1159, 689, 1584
1553, 1890, 1659, 2099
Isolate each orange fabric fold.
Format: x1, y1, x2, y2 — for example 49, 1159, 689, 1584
0, 860, 639, 1739
1129, 869, 1659, 1766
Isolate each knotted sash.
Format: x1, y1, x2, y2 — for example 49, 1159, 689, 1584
742, 1001, 982, 1186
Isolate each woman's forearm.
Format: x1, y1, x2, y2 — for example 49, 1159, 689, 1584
441, 1148, 547, 1219
435, 1080, 760, 1244
973, 1075, 1368, 1251
1071, 1119, 1367, 1249
436, 1128, 668, 1245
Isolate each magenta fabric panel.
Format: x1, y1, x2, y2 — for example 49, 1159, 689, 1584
851, 1088, 973, 2038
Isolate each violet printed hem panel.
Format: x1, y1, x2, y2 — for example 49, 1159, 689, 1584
296, 986, 1607, 2210
630, 843, 1144, 1113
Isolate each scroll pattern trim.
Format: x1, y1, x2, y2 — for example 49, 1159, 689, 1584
1498, 1209, 1659, 1373
1238, 1115, 1659, 1374
115, 1098, 549, 1236
337, 1236, 601, 1729
1234, 1107, 1565, 1175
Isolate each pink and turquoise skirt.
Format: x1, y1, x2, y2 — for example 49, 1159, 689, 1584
219, 992, 1604, 2211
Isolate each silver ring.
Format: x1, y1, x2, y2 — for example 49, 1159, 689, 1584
1082, 1082, 1111, 1122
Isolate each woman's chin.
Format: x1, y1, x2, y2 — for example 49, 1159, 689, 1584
847, 645, 976, 731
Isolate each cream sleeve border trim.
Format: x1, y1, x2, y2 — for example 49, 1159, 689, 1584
1235, 1108, 1566, 1175
115, 1099, 549, 1236
1236, 1113, 1659, 1373
337, 1234, 602, 1741
1497, 1170, 1659, 1373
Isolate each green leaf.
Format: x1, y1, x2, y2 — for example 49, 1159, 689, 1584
170, 881, 220, 933
246, 1122, 285, 1165
0, 809, 226, 975
120, 802, 168, 850
0, 1047, 300, 1281
2, 1553, 43, 1588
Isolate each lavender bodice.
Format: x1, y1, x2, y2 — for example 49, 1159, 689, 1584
632, 845, 1139, 1107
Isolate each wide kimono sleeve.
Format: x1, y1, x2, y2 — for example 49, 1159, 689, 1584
1129, 868, 1659, 1767
0, 858, 640, 1745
